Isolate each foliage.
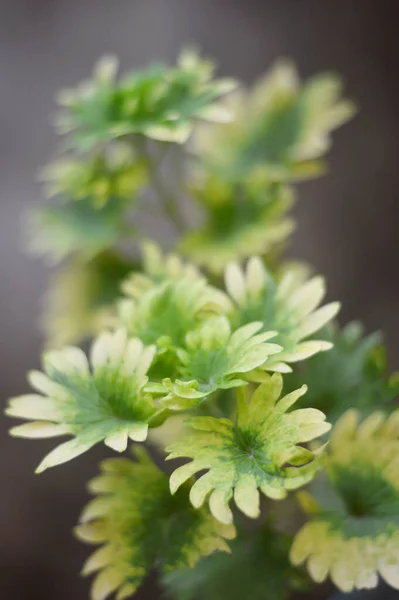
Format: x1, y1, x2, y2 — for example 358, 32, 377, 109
290, 409, 399, 592
285, 322, 399, 422
192, 59, 356, 185
10, 46, 399, 600
56, 49, 236, 151
27, 197, 129, 263
179, 59, 355, 273
118, 273, 223, 350
7, 330, 158, 471
157, 318, 282, 409
42, 251, 135, 347
121, 240, 201, 299
163, 523, 308, 600
179, 182, 294, 274
42, 143, 147, 209
223, 257, 340, 371
166, 374, 330, 524
76, 447, 234, 600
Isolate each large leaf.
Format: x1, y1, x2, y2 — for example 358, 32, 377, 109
75, 447, 235, 600
167, 374, 330, 523
163, 524, 308, 600
291, 409, 399, 593
56, 50, 236, 151
7, 330, 158, 471
193, 60, 355, 185
285, 322, 399, 422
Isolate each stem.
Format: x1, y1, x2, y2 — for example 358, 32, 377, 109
137, 137, 186, 234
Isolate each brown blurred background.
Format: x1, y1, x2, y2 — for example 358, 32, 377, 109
1, 1, 399, 598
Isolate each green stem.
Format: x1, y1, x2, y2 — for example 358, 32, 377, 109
137, 137, 186, 234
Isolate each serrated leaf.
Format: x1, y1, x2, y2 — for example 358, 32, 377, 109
6, 330, 158, 471
56, 49, 237, 151
290, 409, 399, 593
76, 447, 235, 599
223, 257, 339, 370
162, 524, 308, 600
119, 275, 224, 351
158, 316, 281, 409
167, 374, 330, 522
285, 322, 399, 422
193, 59, 355, 186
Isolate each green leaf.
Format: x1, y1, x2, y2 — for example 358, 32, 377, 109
27, 197, 128, 263
75, 446, 235, 600
121, 240, 202, 301
56, 50, 237, 151
158, 316, 281, 409
6, 330, 158, 471
42, 251, 135, 347
284, 322, 399, 422
193, 59, 355, 185
163, 524, 308, 600
223, 257, 339, 371
42, 142, 147, 208
179, 182, 294, 274
120, 274, 225, 356
167, 374, 330, 523
119, 264, 232, 384
290, 409, 399, 593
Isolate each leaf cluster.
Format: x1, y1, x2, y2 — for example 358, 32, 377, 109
9, 47, 399, 600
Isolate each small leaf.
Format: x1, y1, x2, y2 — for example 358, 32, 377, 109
224, 258, 338, 370
161, 316, 281, 408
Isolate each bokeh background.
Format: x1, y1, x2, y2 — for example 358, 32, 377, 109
1, 1, 399, 598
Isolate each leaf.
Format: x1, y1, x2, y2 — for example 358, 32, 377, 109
290, 409, 399, 593
121, 240, 202, 301
168, 316, 281, 406
179, 182, 294, 274
56, 49, 237, 151
167, 374, 330, 523
41, 251, 135, 347
223, 257, 339, 371
75, 447, 235, 599
284, 321, 399, 422
6, 330, 158, 471
42, 142, 147, 208
158, 316, 281, 409
162, 524, 308, 600
193, 59, 355, 185
27, 197, 127, 263
118, 273, 229, 383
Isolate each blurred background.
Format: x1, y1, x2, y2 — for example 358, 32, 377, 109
1, 1, 399, 598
